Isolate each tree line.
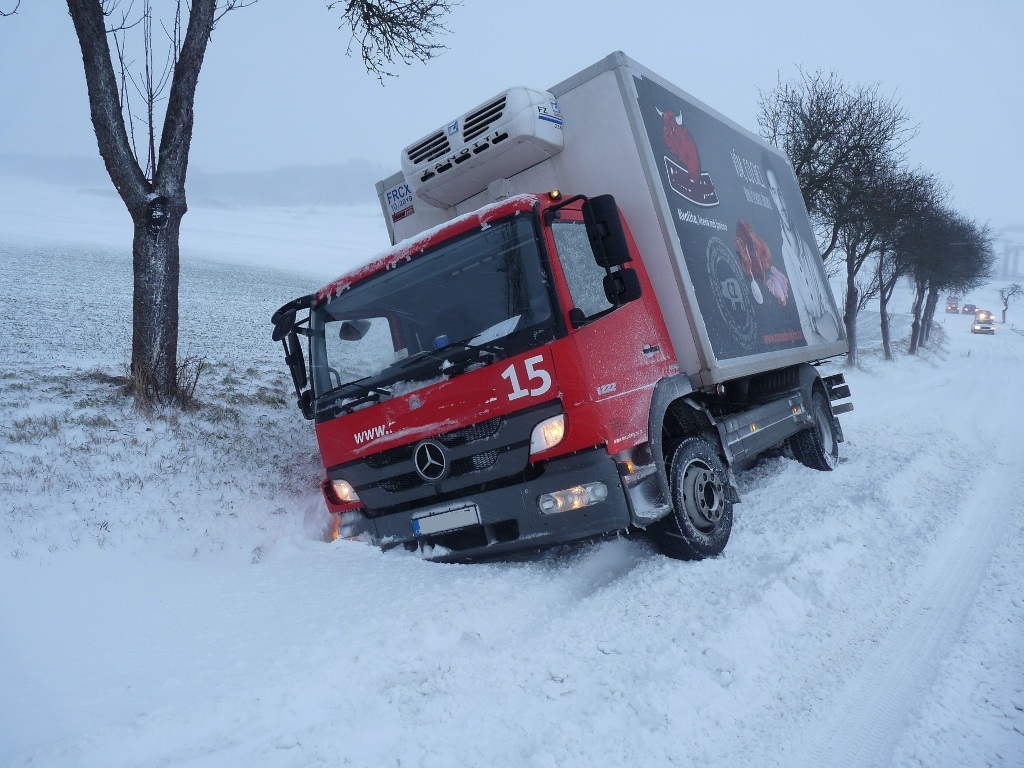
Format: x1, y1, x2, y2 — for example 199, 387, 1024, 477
758, 69, 1003, 365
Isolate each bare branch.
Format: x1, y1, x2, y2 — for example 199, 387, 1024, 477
67, 0, 149, 208
102, 0, 146, 34
328, 0, 455, 80
759, 68, 916, 231
0, 1, 21, 17
214, 0, 259, 26
155, 0, 217, 193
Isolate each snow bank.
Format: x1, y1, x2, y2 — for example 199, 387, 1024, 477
1, 180, 1022, 767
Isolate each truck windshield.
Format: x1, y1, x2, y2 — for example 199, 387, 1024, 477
309, 214, 556, 403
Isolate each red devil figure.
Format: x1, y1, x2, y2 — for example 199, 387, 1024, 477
658, 108, 701, 183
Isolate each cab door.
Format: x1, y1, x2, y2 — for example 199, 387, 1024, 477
546, 212, 673, 454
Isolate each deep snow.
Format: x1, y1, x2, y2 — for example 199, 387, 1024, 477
1, 180, 1022, 767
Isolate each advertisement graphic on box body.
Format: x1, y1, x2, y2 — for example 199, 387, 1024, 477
634, 75, 843, 361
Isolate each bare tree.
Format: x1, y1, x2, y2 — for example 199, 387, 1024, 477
924, 217, 993, 347
12, 0, 453, 408
759, 69, 914, 263
872, 170, 945, 360
999, 283, 1023, 323
900, 206, 994, 354
831, 168, 915, 366
875, 243, 908, 360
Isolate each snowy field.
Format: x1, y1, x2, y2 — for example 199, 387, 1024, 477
1, 181, 1022, 767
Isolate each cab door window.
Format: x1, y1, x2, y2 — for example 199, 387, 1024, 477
551, 221, 612, 319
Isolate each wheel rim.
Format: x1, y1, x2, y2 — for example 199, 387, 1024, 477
815, 406, 835, 457
681, 459, 725, 531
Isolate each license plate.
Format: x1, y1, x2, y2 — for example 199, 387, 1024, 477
412, 504, 481, 536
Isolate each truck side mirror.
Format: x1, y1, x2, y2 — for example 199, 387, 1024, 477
271, 308, 297, 342
604, 268, 642, 306
583, 194, 632, 268
285, 331, 307, 391
339, 318, 371, 341
271, 293, 314, 342
284, 331, 313, 419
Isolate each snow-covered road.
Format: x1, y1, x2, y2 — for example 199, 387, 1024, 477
1, 193, 1022, 766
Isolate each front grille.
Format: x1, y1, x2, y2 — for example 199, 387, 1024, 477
378, 447, 501, 494
374, 420, 504, 494
453, 449, 500, 474
365, 444, 413, 469
440, 417, 501, 447
379, 474, 422, 493
463, 96, 506, 141
332, 400, 562, 515
365, 417, 502, 471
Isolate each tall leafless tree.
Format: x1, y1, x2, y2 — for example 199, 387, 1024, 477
874, 170, 945, 360
899, 206, 994, 354
998, 283, 1023, 323
12, 0, 453, 407
830, 168, 911, 365
758, 69, 914, 263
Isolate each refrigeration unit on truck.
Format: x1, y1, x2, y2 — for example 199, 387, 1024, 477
272, 52, 853, 563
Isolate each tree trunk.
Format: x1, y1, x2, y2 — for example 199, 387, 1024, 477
130, 200, 184, 398
878, 251, 893, 360
920, 286, 939, 346
921, 286, 937, 344
880, 293, 892, 360
908, 278, 926, 355
843, 261, 859, 367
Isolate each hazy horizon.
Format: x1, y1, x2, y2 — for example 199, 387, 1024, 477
1, 1, 1022, 231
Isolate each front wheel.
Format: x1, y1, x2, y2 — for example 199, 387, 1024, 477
788, 391, 839, 471
648, 436, 733, 561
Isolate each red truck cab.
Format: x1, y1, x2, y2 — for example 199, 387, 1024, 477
274, 191, 688, 561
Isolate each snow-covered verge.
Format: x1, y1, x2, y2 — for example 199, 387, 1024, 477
1, 180, 1022, 767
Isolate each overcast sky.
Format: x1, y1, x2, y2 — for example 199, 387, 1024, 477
1, 1, 1021, 231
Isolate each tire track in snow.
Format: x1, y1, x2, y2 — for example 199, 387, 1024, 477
793, 328, 1024, 768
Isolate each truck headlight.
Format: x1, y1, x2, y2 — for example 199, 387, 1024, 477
530, 414, 565, 456
323, 478, 359, 505
538, 482, 609, 514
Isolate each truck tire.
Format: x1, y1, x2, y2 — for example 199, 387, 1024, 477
788, 391, 839, 471
649, 436, 733, 560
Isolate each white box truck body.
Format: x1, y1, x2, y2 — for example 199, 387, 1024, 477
273, 52, 852, 563
377, 51, 847, 390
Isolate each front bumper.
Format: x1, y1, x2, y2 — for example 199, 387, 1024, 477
346, 447, 633, 563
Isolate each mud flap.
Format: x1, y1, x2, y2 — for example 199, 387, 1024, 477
725, 468, 741, 503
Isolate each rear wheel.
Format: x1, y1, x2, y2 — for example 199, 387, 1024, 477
649, 436, 733, 560
788, 391, 839, 471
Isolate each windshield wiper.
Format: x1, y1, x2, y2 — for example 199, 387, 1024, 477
338, 391, 386, 413
320, 378, 391, 413
382, 332, 514, 383
438, 339, 506, 374
391, 349, 445, 371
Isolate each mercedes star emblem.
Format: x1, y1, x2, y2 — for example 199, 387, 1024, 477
413, 439, 448, 482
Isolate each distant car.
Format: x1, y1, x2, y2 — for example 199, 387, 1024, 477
975, 309, 995, 323
971, 318, 995, 334
961, 303, 977, 314
945, 302, 960, 313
